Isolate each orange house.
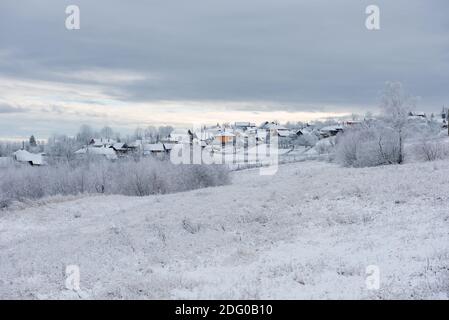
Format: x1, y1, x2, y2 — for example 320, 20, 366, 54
215, 132, 235, 144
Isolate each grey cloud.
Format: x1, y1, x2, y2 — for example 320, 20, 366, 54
1, 0, 448, 108
0, 0, 448, 138
0, 103, 27, 113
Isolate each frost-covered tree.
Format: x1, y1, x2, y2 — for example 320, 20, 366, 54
46, 134, 79, 162
158, 126, 174, 139
380, 81, 416, 164
100, 126, 114, 139
0, 141, 22, 157
144, 126, 158, 142
335, 82, 420, 167
294, 133, 318, 147
76, 124, 94, 145
133, 127, 144, 140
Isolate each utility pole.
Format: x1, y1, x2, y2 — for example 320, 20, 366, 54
444, 105, 449, 136
447, 106, 449, 136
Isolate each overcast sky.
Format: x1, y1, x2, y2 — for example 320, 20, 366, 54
0, 0, 448, 139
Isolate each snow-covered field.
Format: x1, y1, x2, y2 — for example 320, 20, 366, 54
1, 160, 449, 299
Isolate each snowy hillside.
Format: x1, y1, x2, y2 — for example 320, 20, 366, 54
1, 160, 448, 299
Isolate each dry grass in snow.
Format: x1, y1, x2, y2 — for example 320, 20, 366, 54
1, 160, 449, 299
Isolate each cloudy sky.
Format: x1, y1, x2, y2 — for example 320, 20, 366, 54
0, 0, 448, 139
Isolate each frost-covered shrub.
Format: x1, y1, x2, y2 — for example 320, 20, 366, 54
335, 126, 401, 167
294, 133, 318, 147
314, 137, 336, 155
413, 139, 448, 162
0, 158, 230, 207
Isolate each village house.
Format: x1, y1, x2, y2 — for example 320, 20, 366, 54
214, 131, 235, 145
168, 129, 196, 144
319, 125, 344, 139
12, 149, 46, 166
234, 122, 256, 131
408, 111, 427, 119
74, 146, 118, 160
259, 122, 292, 137
142, 143, 170, 158
111, 142, 137, 156
89, 138, 117, 147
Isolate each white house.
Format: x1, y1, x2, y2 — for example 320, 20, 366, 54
168, 129, 196, 143
13, 150, 46, 166
89, 138, 117, 147
74, 146, 118, 160
319, 125, 344, 138
142, 143, 171, 158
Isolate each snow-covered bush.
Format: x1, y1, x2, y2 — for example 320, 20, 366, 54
335, 125, 401, 167
314, 137, 336, 155
413, 139, 448, 162
0, 158, 230, 207
293, 133, 318, 147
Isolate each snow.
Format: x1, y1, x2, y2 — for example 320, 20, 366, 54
1, 160, 449, 299
0, 156, 13, 168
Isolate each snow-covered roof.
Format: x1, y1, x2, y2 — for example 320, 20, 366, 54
320, 125, 343, 132
143, 143, 166, 152
169, 129, 196, 142
410, 111, 426, 117
75, 147, 118, 160
268, 124, 288, 130
13, 150, 45, 165
163, 143, 176, 150
112, 142, 127, 150
234, 122, 255, 128
215, 132, 235, 137
259, 121, 288, 130
277, 129, 292, 137
344, 121, 362, 126
296, 127, 313, 135
90, 138, 116, 146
